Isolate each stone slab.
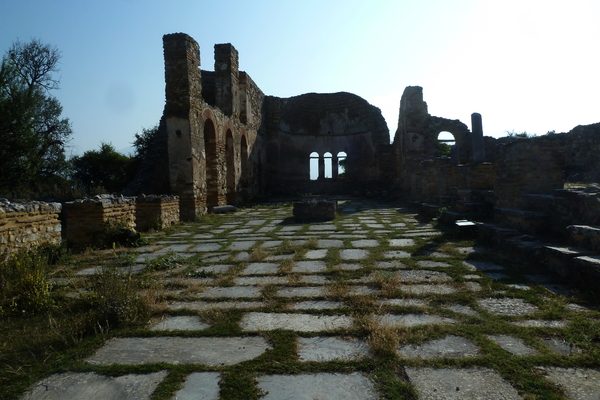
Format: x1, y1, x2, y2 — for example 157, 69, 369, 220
256, 373, 377, 400
383, 250, 411, 259
88, 337, 271, 366
228, 241, 256, 251
351, 239, 379, 247
399, 284, 458, 295
239, 312, 353, 332
405, 367, 521, 399
191, 243, 223, 252
487, 335, 537, 356
195, 264, 232, 274
318, 239, 344, 248
289, 300, 344, 310
292, 260, 327, 273
376, 298, 428, 308
305, 249, 328, 259
416, 260, 451, 268
149, 316, 209, 331
298, 337, 370, 361
445, 304, 478, 316
477, 298, 538, 315
398, 335, 479, 359
375, 260, 407, 269
374, 313, 456, 328
197, 286, 262, 298
511, 320, 568, 328
541, 337, 582, 356
20, 371, 168, 400
397, 270, 452, 283
277, 286, 325, 297
234, 276, 288, 285
463, 260, 505, 271
174, 372, 220, 400
298, 275, 329, 284
242, 262, 280, 275
168, 301, 263, 310
389, 238, 415, 247
537, 367, 600, 400
340, 249, 370, 260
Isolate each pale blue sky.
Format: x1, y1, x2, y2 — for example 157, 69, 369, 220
2, 0, 599, 156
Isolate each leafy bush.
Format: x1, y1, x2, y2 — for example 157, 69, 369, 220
0, 245, 64, 315
83, 267, 151, 328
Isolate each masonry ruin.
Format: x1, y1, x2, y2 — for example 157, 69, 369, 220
3, 32, 600, 288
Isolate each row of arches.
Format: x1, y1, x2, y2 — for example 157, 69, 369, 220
309, 151, 347, 180
203, 118, 250, 208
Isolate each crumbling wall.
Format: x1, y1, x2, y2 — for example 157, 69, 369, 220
135, 195, 179, 231
264, 92, 390, 195
0, 199, 62, 260
494, 135, 566, 209
63, 195, 136, 247
564, 122, 600, 183
161, 34, 266, 219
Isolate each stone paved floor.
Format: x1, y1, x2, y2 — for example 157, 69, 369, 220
21, 200, 600, 399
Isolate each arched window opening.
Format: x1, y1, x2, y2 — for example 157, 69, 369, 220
309, 152, 319, 181
437, 131, 455, 157
337, 151, 347, 178
324, 152, 332, 178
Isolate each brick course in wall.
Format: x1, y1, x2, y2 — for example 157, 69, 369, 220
63, 195, 136, 247
135, 195, 180, 231
0, 199, 62, 260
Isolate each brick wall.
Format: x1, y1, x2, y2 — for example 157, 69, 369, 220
63, 195, 136, 246
135, 195, 180, 231
0, 199, 62, 260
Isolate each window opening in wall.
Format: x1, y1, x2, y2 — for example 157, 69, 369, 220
337, 151, 347, 178
324, 152, 332, 178
310, 152, 319, 180
437, 131, 455, 156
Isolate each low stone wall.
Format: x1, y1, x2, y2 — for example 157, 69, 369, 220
63, 195, 136, 247
136, 195, 180, 231
0, 199, 62, 260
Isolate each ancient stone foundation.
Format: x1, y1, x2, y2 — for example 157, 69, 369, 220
0, 199, 62, 260
135, 195, 179, 231
63, 195, 136, 247
293, 200, 337, 222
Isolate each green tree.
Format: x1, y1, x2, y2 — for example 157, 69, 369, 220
71, 142, 137, 193
132, 124, 158, 161
0, 39, 72, 193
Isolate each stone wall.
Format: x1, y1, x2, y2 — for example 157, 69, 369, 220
0, 199, 62, 260
135, 195, 180, 231
63, 195, 136, 246
494, 135, 566, 209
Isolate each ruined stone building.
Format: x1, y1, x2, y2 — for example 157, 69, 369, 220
128, 32, 600, 237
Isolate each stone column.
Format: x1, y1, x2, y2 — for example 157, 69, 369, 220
332, 154, 339, 179
318, 154, 325, 180
471, 112, 486, 163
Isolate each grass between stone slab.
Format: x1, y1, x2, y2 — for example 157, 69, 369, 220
3, 202, 600, 399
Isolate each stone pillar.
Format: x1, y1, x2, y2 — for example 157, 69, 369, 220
332, 154, 339, 179
214, 43, 239, 117
318, 154, 325, 179
163, 33, 203, 220
451, 144, 460, 165
471, 112, 486, 163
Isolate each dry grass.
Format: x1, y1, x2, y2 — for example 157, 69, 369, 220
249, 247, 268, 262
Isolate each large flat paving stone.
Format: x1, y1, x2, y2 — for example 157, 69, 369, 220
20, 371, 168, 400
399, 284, 458, 295
168, 301, 264, 310
477, 298, 538, 316
149, 316, 209, 331
397, 270, 452, 283
175, 372, 220, 400
277, 286, 325, 297
289, 300, 344, 310
256, 373, 378, 400
487, 335, 537, 356
398, 335, 479, 359
240, 312, 353, 332
536, 367, 600, 400
197, 286, 261, 298
298, 337, 370, 361
242, 262, 280, 275
87, 337, 271, 366
340, 249, 370, 260
374, 313, 456, 328
292, 260, 327, 273
405, 367, 521, 399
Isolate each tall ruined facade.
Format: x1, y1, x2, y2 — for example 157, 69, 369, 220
154, 33, 398, 219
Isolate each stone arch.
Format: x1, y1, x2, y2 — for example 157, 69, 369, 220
203, 117, 219, 209
225, 128, 235, 204
240, 134, 249, 199
426, 117, 472, 163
